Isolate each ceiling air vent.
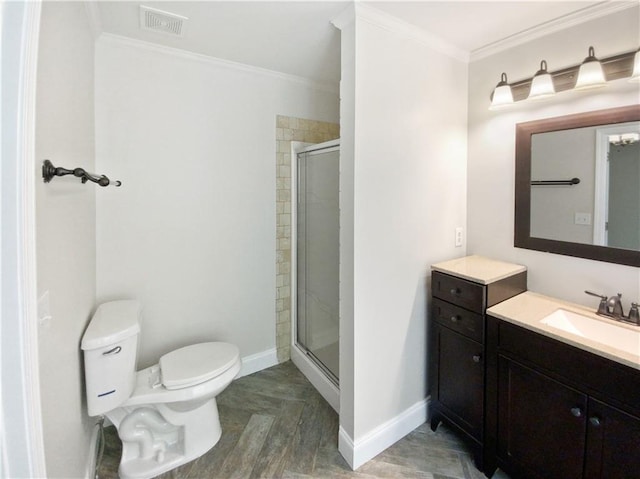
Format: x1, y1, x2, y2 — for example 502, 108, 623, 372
139, 5, 188, 37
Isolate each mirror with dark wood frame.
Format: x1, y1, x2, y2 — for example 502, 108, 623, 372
515, 104, 640, 267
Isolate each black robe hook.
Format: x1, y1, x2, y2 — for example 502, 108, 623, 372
42, 160, 121, 187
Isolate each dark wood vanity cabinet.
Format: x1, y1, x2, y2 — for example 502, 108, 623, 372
496, 357, 588, 478
486, 317, 640, 479
584, 399, 640, 479
429, 267, 527, 470
433, 321, 484, 439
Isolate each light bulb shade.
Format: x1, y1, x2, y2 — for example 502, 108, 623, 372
630, 49, 640, 82
489, 72, 514, 110
575, 46, 606, 90
527, 60, 555, 100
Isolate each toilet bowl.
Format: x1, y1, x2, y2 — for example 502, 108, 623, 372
81, 300, 241, 479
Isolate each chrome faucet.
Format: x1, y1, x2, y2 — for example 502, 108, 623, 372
585, 291, 640, 326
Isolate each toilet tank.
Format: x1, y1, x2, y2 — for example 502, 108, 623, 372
81, 300, 141, 416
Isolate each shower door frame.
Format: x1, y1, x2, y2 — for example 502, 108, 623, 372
290, 139, 340, 413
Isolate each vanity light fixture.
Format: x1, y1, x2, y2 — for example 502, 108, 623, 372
574, 46, 607, 90
489, 73, 514, 110
630, 48, 640, 82
527, 60, 555, 100
488, 45, 639, 110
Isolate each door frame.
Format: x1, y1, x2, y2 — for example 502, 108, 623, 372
0, 1, 46, 476
290, 141, 312, 352
289, 139, 340, 413
593, 123, 640, 245
291, 139, 340, 355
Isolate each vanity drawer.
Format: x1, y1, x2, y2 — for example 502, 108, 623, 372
433, 298, 484, 343
432, 271, 485, 313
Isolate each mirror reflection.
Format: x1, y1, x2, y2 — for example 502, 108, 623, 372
530, 121, 640, 251
514, 105, 640, 267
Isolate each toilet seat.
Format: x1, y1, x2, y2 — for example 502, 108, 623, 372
160, 342, 240, 390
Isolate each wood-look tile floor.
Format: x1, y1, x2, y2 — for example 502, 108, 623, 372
98, 361, 510, 479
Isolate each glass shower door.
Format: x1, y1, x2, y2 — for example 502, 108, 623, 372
296, 144, 339, 383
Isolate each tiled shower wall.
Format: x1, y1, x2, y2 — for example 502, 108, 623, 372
275, 116, 339, 363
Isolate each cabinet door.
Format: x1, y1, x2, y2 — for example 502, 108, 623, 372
584, 398, 640, 479
498, 357, 587, 479
437, 325, 484, 439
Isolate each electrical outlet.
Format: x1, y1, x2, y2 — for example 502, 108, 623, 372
455, 227, 464, 247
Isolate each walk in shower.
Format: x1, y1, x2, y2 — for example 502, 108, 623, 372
291, 139, 340, 411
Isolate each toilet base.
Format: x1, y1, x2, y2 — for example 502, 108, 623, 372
119, 451, 190, 479
110, 398, 222, 479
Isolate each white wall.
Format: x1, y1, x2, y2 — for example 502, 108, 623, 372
35, 2, 96, 477
530, 127, 597, 244
337, 5, 468, 467
95, 35, 339, 368
338, 11, 357, 442
468, 6, 640, 306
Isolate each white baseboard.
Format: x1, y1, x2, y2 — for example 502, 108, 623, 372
338, 427, 356, 467
290, 345, 339, 413
238, 348, 279, 378
338, 397, 430, 470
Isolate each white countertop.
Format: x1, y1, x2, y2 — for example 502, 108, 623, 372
487, 291, 640, 371
432, 255, 527, 285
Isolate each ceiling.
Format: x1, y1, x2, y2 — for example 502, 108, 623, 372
94, 1, 619, 85
370, 1, 601, 53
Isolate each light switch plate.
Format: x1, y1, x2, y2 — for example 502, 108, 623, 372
575, 213, 592, 225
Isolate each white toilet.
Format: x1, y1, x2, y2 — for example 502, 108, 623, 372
81, 300, 241, 479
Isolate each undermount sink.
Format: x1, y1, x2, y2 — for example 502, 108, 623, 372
541, 308, 640, 357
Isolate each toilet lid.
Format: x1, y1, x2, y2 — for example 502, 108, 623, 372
159, 342, 240, 390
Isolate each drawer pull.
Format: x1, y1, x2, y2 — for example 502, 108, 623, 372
450, 315, 459, 323
570, 407, 583, 418
589, 416, 601, 427
472, 354, 481, 363
450, 288, 461, 296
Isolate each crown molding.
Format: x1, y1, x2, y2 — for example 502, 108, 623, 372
351, 3, 469, 63
97, 33, 340, 95
331, 4, 355, 30
471, 1, 639, 61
